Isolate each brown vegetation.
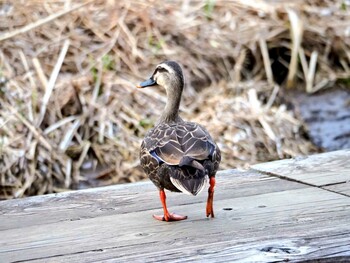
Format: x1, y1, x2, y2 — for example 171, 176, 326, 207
0, 0, 349, 199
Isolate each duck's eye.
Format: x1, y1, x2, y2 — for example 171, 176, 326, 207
157, 67, 168, 73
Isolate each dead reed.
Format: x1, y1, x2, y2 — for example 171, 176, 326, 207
0, 0, 348, 199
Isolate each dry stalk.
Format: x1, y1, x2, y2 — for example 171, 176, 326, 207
1, 0, 347, 199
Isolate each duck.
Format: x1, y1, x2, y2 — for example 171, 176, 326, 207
137, 61, 221, 222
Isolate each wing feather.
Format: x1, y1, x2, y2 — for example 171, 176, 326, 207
143, 122, 217, 165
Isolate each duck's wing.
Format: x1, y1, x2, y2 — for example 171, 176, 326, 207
142, 123, 184, 165
144, 122, 217, 166
141, 122, 220, 195
147, 121, 210, 196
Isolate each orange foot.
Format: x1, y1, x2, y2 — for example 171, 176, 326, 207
154, 189, 188, 222
153, 213, 187, 222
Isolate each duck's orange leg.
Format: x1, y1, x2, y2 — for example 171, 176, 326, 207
153, 189, 187, 222
206, 177, 215, 218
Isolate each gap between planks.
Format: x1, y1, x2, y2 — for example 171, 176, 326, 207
252, 168, 350, 198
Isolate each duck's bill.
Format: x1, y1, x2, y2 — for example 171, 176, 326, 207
136, 78, 156, 88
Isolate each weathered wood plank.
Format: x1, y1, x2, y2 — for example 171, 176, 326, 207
252, 149, 350, 188
324, 182, 350, 196
31, 231, 350, 263
0, 170, 305, 231
0, 186, 349, 262
1, 151, 350, 262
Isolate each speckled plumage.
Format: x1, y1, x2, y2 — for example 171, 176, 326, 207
140, 121, 221, 194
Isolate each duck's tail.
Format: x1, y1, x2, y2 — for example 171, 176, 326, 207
169, 156, 208, 196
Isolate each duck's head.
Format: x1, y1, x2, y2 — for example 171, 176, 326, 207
137, 61, 184, 92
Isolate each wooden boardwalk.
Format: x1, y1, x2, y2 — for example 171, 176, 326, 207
0, 149, 349, 262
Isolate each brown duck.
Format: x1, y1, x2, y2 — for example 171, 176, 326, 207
137, 61, 221, 222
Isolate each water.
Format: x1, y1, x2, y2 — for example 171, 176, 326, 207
290, 89, 350, 151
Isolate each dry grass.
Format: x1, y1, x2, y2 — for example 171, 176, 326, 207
0, 0, 349, 199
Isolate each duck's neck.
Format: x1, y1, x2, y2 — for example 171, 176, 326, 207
158, 83, 183, 124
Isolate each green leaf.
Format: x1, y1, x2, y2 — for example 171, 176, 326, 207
102, 54, 115, 71
204, 0, 215, 19
139, 118, 153, 128
341, 1, 347, 10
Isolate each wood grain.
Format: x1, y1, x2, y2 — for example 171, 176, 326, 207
324, 181, 350, 196
252, 149, 350, 188
0, 170, 303, 231
1, 151, 350, 262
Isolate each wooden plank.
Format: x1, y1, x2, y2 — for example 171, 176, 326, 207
0, 170, 305, 231
0, 186, 349, 262
1, 151, 350, 262
324, 182, 350, 196
252, 149, 350, 187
